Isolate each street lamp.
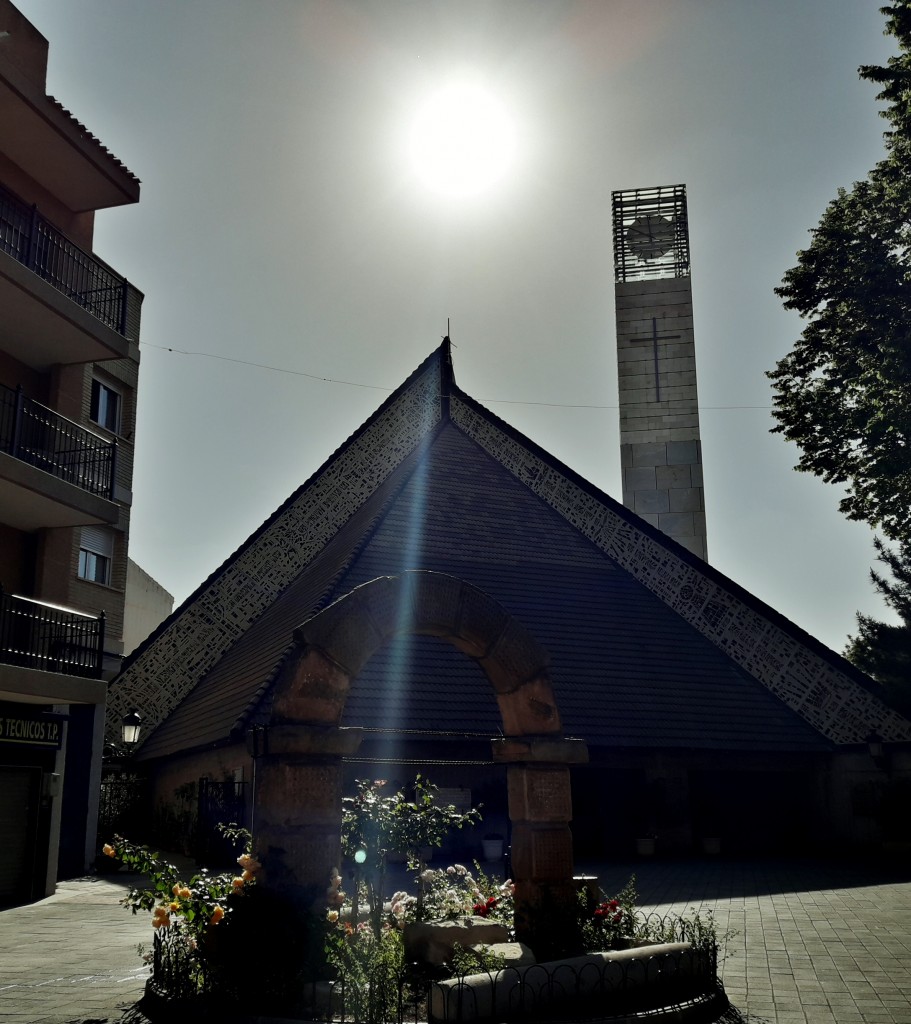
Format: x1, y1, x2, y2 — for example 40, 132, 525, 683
866, 730, 890, 774
121, 710, 142, 746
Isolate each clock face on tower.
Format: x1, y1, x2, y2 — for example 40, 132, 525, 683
625, 214, 675, 260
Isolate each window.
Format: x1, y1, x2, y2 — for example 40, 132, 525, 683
90, 379, 121, 434
78, 526, 113, 585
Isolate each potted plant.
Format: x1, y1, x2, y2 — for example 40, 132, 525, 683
481, 833, 504, 861
635, 834, 656, 857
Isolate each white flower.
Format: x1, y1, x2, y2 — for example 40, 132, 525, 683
420, 869, 435, 883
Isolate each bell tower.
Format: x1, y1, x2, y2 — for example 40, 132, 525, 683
612, 184, 707, 560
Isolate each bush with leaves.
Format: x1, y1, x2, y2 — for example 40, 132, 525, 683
577, 874, 734, 961
341, 775, 481, 932
419, 862, 515, 932
103, 824, 260, 1000
325, 921, 408, 1024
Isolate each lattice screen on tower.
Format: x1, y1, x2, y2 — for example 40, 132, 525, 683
612, 185, 690, 282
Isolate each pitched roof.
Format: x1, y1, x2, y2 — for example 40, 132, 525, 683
109, 343, 911, 759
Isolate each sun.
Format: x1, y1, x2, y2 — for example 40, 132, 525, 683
407, 82, 517, 199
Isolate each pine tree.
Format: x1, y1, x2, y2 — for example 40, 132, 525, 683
845, 537, 911, 716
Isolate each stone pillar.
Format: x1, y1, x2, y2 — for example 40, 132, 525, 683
493, 736, 588, 959
249, 724, 362, 906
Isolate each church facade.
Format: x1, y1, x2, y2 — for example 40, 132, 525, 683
108, 342, 910, 864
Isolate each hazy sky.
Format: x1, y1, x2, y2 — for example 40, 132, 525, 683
14, 0, 900, 654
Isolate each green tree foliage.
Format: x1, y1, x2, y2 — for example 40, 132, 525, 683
845, 537, 911, 716
768, 3, 911, 545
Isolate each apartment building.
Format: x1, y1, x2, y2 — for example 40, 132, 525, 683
0, 0, 143, 903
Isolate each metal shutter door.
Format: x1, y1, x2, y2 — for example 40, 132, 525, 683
0, 767, 39, 904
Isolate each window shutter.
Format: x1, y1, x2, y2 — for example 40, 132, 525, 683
80, 526, 114, 557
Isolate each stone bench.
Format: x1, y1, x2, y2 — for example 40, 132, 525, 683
429, 941, 715, 1022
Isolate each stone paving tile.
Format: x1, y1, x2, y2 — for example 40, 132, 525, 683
0, 872, 152, 1024
588, 856, 911, 1024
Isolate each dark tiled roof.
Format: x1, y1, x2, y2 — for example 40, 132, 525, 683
337, 426, 828, 752
135, 436, 431, 759
139, 422, 828, 758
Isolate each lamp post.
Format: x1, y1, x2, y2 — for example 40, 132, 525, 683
121, 710, 142, 747
866, 730, 890, 775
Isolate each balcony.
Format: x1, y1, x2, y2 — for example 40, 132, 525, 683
0, 184, 140, 370
0, 383, 118, 530
0, 590, 104, 680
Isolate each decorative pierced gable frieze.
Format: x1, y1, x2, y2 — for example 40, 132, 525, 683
451, 395, 911, 745
106, 362, 443, 743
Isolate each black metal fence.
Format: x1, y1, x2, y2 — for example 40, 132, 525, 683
0, 182, 132, 335
98, 772, 149, 844
0, 589, 104, 678
196, 778, 248, 867
0, 383, 116, 498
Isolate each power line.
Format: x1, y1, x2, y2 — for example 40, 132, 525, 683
140, 342, 773, 411
141, 343, 391, 391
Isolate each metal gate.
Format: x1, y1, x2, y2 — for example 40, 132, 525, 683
196, 777, 247, 868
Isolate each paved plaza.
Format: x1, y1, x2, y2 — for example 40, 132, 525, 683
0, 856, 909, 1023
591, 856, 911, 1024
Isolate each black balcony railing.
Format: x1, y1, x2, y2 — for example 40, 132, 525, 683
0, 383, 116, 499
0, 182, 130, 335
0, 589, 105, 678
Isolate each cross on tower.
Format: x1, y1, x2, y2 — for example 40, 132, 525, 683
627, 317, 681, 402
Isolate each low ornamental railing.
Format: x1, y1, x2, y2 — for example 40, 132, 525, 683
0, 181, 131, 335
425, 948, 724, 1023
143, 915, 727, 1024
0, 589, 105, 679
0, 383, 116, 498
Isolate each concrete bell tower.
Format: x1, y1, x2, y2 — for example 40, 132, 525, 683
612, 184, 707, 560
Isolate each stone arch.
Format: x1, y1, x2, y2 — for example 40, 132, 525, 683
253, 571, 587, 955
270, 570, 563, 737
